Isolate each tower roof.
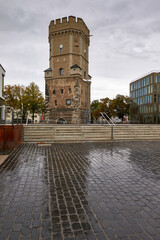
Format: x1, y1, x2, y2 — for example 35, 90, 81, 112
44, 68, 52, 72
70, 64, 82, 70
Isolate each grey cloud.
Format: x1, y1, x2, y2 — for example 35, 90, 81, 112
1, 0, 160, 100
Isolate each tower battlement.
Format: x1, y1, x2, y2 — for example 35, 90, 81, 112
45, 16, 91, 124
49, 16, 89, 36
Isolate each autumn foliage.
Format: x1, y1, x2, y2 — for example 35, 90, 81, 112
91, 95, 130, 121
4, 82, 45, 121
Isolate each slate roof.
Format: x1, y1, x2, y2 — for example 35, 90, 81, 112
70, 64, 82, 70
44, 68, 52, 72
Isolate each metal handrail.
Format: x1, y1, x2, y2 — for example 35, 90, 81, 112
100, 112, 115, 126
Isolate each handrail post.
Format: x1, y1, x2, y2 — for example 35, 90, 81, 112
111, 125, 114, 140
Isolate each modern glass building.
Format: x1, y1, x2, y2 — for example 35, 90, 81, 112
130, 72, 160, 123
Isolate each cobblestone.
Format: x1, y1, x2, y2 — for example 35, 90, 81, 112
0, 141, 160, 239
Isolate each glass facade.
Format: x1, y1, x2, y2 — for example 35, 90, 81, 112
130, 72, 160, 123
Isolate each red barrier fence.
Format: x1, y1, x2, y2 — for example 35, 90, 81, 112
0, 125, 23, 149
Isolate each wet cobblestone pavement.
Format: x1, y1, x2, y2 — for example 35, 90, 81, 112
0, 142, 160, 240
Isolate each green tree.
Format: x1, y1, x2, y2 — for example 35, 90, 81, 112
4, 82, 45, 121
110, 95, 130, 119
90, 100, 100, 122
4, 85, 25, 110
90, 95, 130, 122
24, 82, 45, 121
91, 97, 112, 121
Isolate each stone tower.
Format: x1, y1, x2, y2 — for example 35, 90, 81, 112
44, 16, 91, 124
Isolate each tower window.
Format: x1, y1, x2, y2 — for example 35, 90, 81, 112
53, 89, 56, 94
60, 44, 63, 54
55, 100, 57, 106
69, 88, 72, 93
59, 68, 64, 75
61, 89, 63, 94
66, 99, 71, 105
84, 71, 86, 79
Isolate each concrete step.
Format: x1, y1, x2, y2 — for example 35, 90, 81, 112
23, 125, 160, 142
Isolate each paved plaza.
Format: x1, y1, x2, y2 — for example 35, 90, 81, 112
0, 142, 160, 240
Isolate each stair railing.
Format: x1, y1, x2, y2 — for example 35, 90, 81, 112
100, 112, 115, 126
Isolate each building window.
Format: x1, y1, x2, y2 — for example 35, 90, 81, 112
154, 103, 157, 112
146, 77, 149, 85
150, 95, 152, 103
59, 68, 64, 75
61, 89, 63, 94
154, 85, 157, 93
66, 99, 71, 105
141, 88, 143, 96
154, 94, 157, 103
55, 100, 57, 106
60, 44, 63, 54
69, 88, 72, 93
144, 87, 147, 95
84, 71, 86, 79
53, 89, 56, 94
155, 75, 160, 83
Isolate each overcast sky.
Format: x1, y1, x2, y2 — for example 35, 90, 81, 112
1, 0, 160, 101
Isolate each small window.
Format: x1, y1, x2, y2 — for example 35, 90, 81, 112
69, 88, 72, 93
84, 71, 86, 79
55, 100, 57, 106
59, 68, 64, 75
61, 89, 63, 94
53, 89, 56, 94
60, 44, 63, 54
66, 99, 71, 105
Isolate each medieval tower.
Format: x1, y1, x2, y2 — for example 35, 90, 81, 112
44, 16, 91, 124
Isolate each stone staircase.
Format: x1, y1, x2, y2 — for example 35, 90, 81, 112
23, 125, 111, 142
113, 125, 160, 140
23, 124, 160, 143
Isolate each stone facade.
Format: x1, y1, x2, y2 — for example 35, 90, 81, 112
44, 16, 91, 124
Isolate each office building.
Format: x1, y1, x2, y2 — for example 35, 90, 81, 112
130, 72, 160, 123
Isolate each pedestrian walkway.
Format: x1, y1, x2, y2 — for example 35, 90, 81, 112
0, 142, 160, 240
0, 149, 14, 165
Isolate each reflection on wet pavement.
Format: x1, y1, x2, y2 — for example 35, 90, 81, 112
0, 142, 160, 239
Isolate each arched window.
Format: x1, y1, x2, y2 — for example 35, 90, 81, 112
53, 89, 56, 94
59, 68, 64, 75
60, 44, 63, 54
